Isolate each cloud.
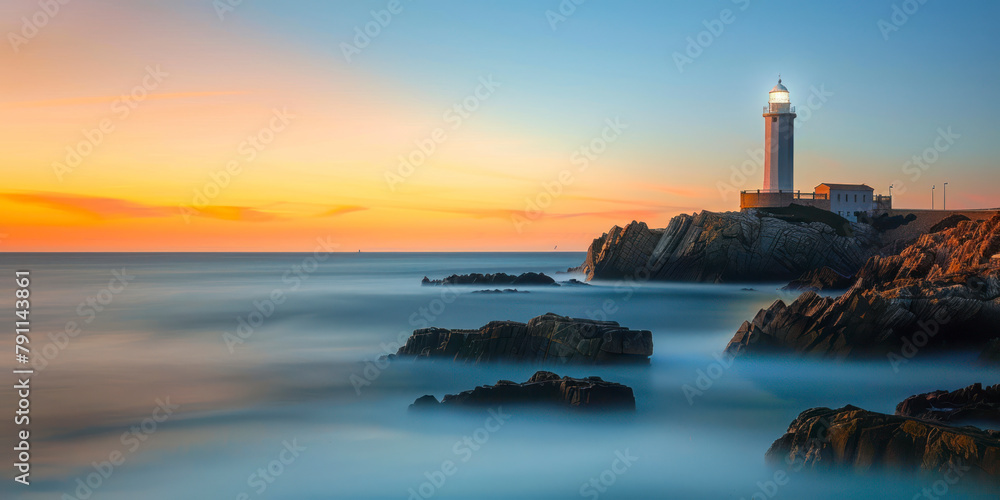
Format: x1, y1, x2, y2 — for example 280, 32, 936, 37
0, 192, 366, 222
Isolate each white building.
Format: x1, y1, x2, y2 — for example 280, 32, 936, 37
814, 183, 875, 222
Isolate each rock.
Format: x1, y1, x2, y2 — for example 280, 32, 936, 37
782, 266, 854, 292
409, 371, 635, 411
930, 214, 972, 234
560, 279, 591, 286
395, 313, 653, 364
471, 289, 528, 294
766, 405, 1000, 479
727, 214, 1000, 359
422, 272, 557, 286
408, 394, 440, 411
580, 210, 881, 283
896, 383, 1000, 426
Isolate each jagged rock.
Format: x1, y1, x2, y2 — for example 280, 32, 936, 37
727, 214, 1000, 359
782, 266, 854, 292
395, 313, 653, 364
421, 272, 556, 286
896, 383, 1000, 426
409, 371, 635, 411
580, 210, 880, 283
766, 405, 1000, 479
930, 214, 972, 234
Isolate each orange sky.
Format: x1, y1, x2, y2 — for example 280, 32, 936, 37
2, 1, 995, 251
0, 2, 699, 251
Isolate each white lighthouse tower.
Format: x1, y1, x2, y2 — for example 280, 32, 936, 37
763, 77, 795, 192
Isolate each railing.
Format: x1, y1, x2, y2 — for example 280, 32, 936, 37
739, 190, 828, 200
763, 105, 796, 114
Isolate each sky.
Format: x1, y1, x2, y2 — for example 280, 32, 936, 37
1, 0, 998, 251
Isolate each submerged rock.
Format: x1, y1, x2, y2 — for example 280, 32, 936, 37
395, 313, 653, 364
421, 272, 556, 286
580, 210, 880, 283
896, 383, 1000, 426
727, 214, 1000, 360
409, 371, 635, 411
766, 405, 1000, 479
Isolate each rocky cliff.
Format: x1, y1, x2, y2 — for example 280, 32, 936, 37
766, 405, 1000, 480
896, 383, 1000, 426
394, 313, 653, 364
409, 371, 635, 411
726, 214, 1000, 360
580, 209, 881, 283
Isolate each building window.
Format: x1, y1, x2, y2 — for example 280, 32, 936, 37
854, 194, 858, 202
863, 195, 867, 202
772, 117, 777, 122
837, 194, 841, 202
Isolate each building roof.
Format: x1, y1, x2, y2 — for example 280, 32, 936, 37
770, 78, 788, 93
815, 183, 874, 191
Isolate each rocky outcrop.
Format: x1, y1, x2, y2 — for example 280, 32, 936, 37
782, 266, 854, 292
421, 272, 556, 286
766, 405, 1000, 479
395, 313, 652, 364
727, 215, 1000, 360
409, 371, 635, 411
896, 383, 1000, 426
580, 210, 880, 283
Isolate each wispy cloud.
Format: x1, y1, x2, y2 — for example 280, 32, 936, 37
0, 192, 366, 222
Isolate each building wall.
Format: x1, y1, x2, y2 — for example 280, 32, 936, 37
763, 113, 795, 191
828, 189, 875, 222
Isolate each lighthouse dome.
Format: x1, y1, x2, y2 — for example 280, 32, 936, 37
770, 79, 788, 93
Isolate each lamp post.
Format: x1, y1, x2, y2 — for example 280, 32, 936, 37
943, 182, 948, 210
932, 185, 935, 210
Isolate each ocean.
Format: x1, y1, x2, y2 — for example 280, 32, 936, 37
0, 253, 995, 499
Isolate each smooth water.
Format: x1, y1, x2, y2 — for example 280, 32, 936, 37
0, 253, 995, 499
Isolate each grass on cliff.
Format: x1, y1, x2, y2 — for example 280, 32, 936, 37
756, 204, 854, 237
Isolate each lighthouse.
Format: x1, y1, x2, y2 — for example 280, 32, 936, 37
763, 77, 795, 192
